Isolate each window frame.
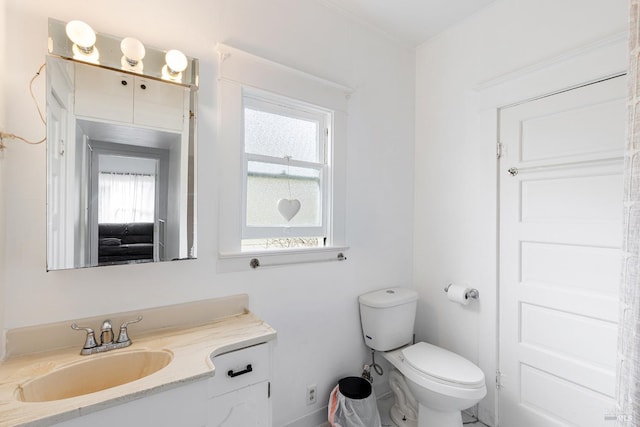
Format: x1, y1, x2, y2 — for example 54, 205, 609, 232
241, 91, 332, 242
216, 43, 350, 269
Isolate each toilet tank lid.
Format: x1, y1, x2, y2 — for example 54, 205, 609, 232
358, 287, 418, 308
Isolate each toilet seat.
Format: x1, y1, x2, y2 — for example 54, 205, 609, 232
383, 344, 487, 406
401, 342, 485, 388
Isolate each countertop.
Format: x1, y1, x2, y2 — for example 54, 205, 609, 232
0, 310, 276, 427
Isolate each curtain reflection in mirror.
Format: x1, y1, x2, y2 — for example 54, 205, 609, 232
98, 172, 156, 223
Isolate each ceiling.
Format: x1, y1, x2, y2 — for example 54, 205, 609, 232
319, 0, 497, 46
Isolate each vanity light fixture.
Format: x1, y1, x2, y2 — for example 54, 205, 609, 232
65, 20, 99, 63
120, 37, 145, 72
51, 19, 197, 86
162, 49, 188, 82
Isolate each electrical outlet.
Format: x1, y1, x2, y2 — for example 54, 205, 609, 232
306, 384, 317, 405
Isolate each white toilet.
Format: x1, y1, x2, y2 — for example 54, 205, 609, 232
359, 287, 486, 427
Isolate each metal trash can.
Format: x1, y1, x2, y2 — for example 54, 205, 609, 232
328, 377, 382, 427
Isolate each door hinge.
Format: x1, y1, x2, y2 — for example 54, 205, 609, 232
496, 369, 502, 390
496, 142, 503, 159
268, 381, 271, 398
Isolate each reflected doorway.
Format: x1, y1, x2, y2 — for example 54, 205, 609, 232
98, 155, 159, 265
87, 142, 170, 266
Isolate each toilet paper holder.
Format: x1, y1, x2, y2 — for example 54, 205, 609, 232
444, 283, 479, 300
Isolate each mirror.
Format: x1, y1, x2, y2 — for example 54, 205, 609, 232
46, 19, 197, 270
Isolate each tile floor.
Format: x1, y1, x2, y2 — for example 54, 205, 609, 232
319, 392, 490, 427
377, 393, 490, 427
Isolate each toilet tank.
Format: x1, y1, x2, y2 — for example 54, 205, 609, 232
358, 287, 418, 351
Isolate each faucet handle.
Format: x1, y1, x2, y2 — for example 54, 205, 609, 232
71, 323, 98, 350
117, 315, 143, 345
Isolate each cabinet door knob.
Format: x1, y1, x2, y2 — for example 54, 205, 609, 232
121, 80, 128, 86
140, 84, 147, 90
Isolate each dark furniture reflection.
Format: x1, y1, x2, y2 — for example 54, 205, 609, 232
98, 223, 154, 264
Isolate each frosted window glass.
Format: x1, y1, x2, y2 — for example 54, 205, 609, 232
244, 108, 319, 162
246, 161, 321, 227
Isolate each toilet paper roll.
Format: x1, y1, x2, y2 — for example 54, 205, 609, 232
447, 284, 471, 305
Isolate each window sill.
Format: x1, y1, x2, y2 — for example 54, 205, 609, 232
217, 246, 349, 272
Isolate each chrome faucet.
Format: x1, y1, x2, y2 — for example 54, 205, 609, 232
71, 316, 143, 355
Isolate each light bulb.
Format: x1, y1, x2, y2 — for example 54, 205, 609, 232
162, 49, 188, 82
65, 20, 99, 63
120, 37, 145, 72
121, 37, 145, 65
165, 49, 188, 73
65, 20, 96, 53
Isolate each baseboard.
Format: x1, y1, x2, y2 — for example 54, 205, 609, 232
282, 406, 328, 427
463, 404, 494, 426
477, 404, 495, 427
283, 392, 393, 427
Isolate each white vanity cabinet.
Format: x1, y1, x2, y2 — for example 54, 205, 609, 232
74, 62, 187, 131
48, 379, 209, 427
207, 343, 272, 427
46, 343, 272, 427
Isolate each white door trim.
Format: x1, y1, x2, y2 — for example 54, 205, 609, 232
475, 31, 627, 107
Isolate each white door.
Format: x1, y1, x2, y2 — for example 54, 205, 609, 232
74, 62, 134, 123
498, 76, 626, 427
208, 381, 271, 427
134, 77, 186, 131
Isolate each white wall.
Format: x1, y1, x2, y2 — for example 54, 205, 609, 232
413, 0, 628, 424
1, 1, 415, 425
0, 0, 7, 359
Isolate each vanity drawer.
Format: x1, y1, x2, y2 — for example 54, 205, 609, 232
208, 342, 271, 398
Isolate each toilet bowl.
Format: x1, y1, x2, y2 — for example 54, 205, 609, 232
388, 368, 418, 427
384, 343, 486, 427
358, 288, 486, 427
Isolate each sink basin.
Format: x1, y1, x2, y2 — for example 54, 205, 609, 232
17, 350, 173, 402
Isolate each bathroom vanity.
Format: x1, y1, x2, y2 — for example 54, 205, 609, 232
0, 295, 276, 427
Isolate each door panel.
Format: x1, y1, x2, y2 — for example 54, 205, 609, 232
519, 365, 614, 426
498, 76, 625, 427
208, 381, 270, 427
519, 97, 625, 163
521, 242, 620, 294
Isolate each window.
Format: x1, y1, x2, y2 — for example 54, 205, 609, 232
241, 94, 331, 251
98, 171, 155, 223
217, 44, 350, 267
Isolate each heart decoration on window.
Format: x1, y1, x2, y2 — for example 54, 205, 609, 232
277, 198, 301, 221
277, 155, 301, 222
